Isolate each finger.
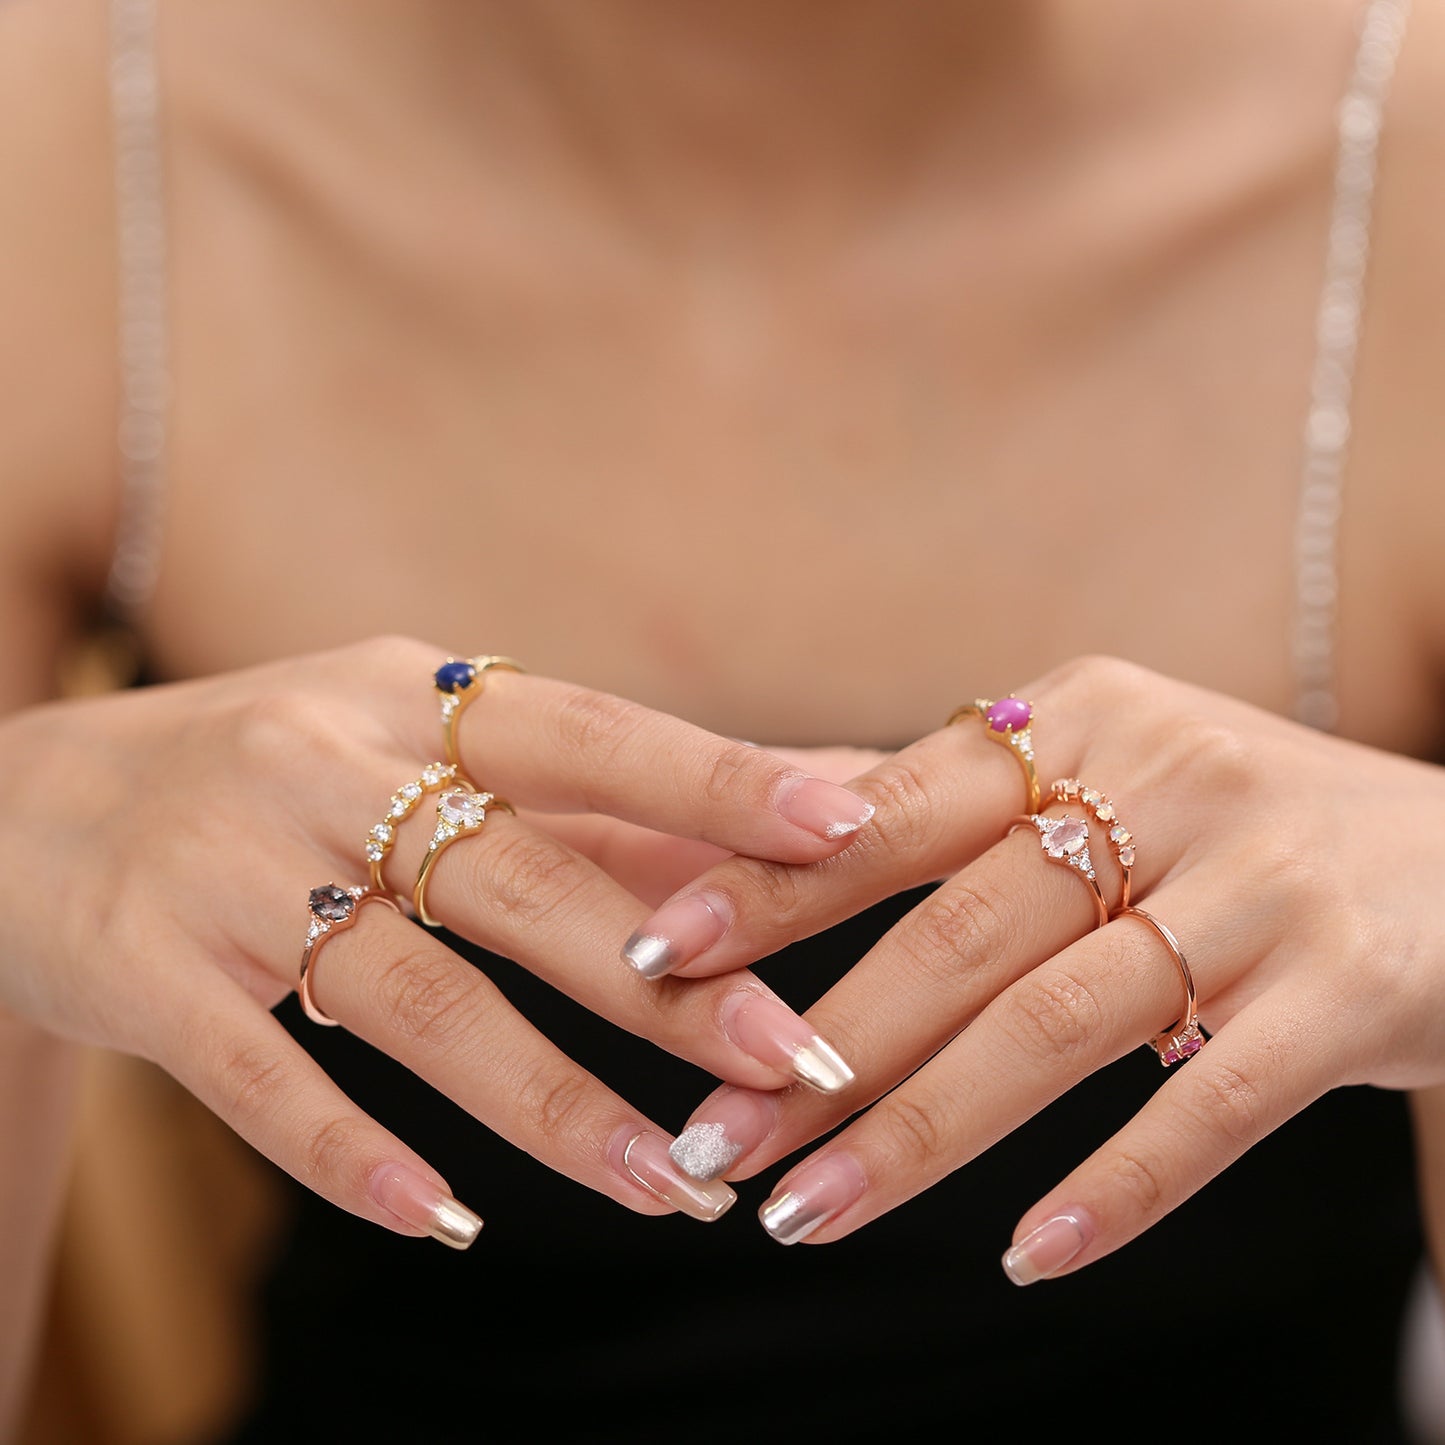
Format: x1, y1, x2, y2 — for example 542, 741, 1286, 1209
998, 993, 1338, 1285
395, 651, 877, 862
154, 969, 488, 1248
365, 805, 857, 1097
292, 897, 741, 1223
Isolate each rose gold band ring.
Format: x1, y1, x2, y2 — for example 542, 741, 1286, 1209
299, 883, 401, 1027
1116, 905, 1204, 1067
432, 655, 526, 784
413, 785, 516, 929
948, 696, 1040, 813
1007, 812, 1109, 930
1049, 777, 1136, 912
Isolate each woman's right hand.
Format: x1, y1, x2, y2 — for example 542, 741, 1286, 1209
0, 635, 875, 1244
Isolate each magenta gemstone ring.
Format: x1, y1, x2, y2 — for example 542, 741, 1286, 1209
1116, 905, 1205, 1067
947, 695, 1041, 813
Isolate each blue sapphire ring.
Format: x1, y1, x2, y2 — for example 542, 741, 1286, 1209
432, 655, 525, 782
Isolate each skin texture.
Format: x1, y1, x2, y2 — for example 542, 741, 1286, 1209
2, 0, 1445, 1430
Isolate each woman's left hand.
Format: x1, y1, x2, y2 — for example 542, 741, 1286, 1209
620, 655, 1445, 1278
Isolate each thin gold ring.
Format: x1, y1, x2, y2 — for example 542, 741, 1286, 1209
1049, 777, 1136, 911
364, 761, 457, 902
413, 786, 516, 929
1117, 905, 1203, 1066
948, 696, 1040, 813
1007, 812, 1108, 930
432, 655, 525, 783
299, 883, 401, 1027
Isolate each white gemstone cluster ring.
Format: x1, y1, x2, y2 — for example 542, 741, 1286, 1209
365, 761, 457, 902
412, 786, 516, 929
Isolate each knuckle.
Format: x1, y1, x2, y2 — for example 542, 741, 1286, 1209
228, 689, 337, 774
1189, 1059, 1270, 1146
861, 757, 936, 854
552, 686, 644, 770
910, 873, 1015, 977
299, 1113, 366, 1188
1100, 1146, 1168, 1217
875, 1088, 957, 1175
216, 1039, 292, 1128
512, 1061, 593, 1147
703, 746, 763, 809
374, 945, 486, 1049
481, 826, 592, 924
1000, 966, 1104, 1063
735, 859, 804, 921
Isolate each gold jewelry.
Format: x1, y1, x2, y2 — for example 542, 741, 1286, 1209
299, 884, 401, 1027
432, 656, 525, 782
1049, 777, 1135, 911
948, 697, 1040, 813
365, 761, 458, 901
1007, 812, 1108, 930
413, 786, 515, 929
1116, 905, 1203, 1066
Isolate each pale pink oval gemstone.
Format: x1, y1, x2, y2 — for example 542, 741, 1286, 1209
1044, 816, 1089, 857
439, 789, 486, 826
987, 697, 1031, 733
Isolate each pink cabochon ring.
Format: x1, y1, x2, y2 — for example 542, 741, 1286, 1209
948, 696, 1041, 813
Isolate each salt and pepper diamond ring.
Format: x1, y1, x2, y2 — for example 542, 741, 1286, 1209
413, 786, 516, 929
1049, 777, 1135, 911
365, 761, 457, 904
948, 696, 1040, 812
1116, 905, 1204, 1066
299, 883, 401, 1027
1007, 812, 1109, 929
433, 655, 525, 781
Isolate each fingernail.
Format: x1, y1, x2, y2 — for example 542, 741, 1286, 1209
370, 1162, 482, 1250
775, 776, 875, 842
1001, 1213, 1089, 1286
721, 990, 855, 1094
616, 1130, 737, 1222
669, 1088, 780, 1181
759, 1152, 866, 1246
621, 890, 732, 979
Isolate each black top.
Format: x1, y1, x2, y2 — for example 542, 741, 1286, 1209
221, 884, 1423, 1444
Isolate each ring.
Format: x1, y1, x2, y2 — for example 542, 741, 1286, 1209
1117, 905, 1204, 1067
948, 696, 1040, 812
1049, 777, 1135, 911
1007, 812, 1108, 929
299, 883, 401, 1027
365, 761, 458, 902
433, 655, 525, 782
413, 785, 516, 929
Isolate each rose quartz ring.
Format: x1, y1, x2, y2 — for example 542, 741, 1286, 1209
947, 695, 1041, 812
1007, 812, 1109, 929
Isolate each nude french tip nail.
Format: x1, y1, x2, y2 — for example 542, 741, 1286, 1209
775, 776, 875, 842
758, 1153, 867, 1246
370, 1163, 482, 1251
721, 990, 855, 1094
621, 891, 732, 979
1001, 1213, 1088, 1286
619, 1130, 737, 1222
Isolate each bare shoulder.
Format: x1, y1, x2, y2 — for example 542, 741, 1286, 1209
0, 0, 122, 702
1345, 0, 1445, 687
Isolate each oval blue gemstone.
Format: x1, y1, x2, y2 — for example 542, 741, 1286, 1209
434, 660, 476, 694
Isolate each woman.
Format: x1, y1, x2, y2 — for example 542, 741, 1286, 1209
3, 0, 1443, 1439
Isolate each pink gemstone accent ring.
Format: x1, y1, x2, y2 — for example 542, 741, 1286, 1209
947, 695, 1041, 812
1007, 812, 1109, 930
1050, 777, 1135, 911
1116, 905, 1205, 1067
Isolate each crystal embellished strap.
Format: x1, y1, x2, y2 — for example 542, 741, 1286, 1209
1292, 0, 1410, 731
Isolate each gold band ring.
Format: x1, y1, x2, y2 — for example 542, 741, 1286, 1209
949, 696, 1040, 813
299, 883, 401, 1027
413, 786, 516, 929
432, 655, 526, 783
1049, 777, 1136, 912
365, 761, 458, 902
1117, 905, 1203, 1066
1008, 812, 1109, 929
